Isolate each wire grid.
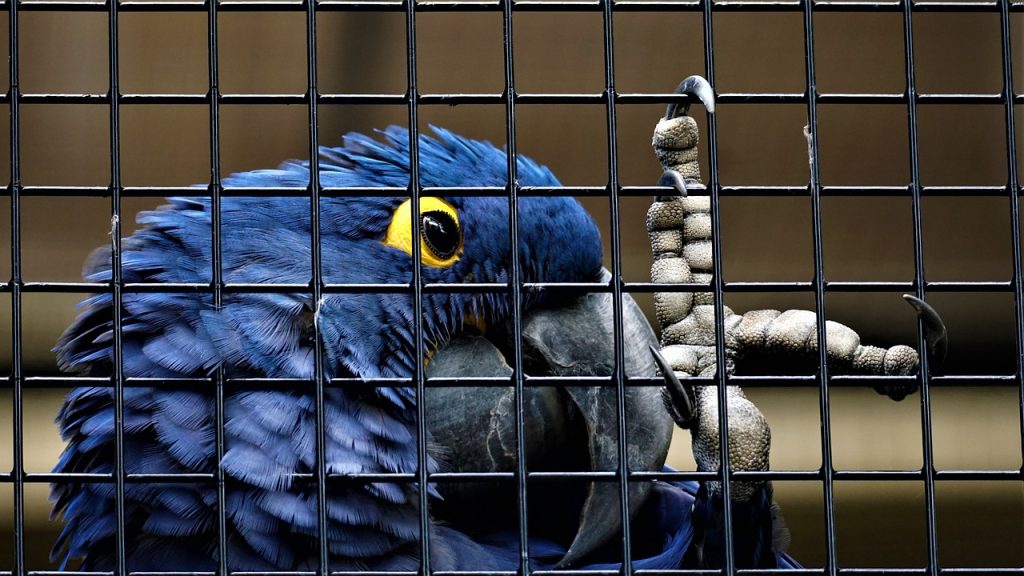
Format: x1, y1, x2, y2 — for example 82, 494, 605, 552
2, 2, 1024, 576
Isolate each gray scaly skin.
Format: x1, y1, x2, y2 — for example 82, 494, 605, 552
648, 77, 943, 505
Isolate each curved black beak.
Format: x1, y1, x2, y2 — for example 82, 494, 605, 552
424, 270, 674, 569
517, 276, 671, 568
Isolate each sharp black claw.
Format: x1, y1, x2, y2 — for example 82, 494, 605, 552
658, 170, 689, 197
664, 75, 716, 120
649, 345, 697, 429
902, 294, 948, 369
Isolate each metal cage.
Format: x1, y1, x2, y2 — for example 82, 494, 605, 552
1, 2, 1023, 575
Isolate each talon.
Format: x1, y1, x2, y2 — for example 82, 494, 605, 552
902, 294, 948, 369
664, 75, 716, 120
650, 345, 697, 429
658, 170, 689, 197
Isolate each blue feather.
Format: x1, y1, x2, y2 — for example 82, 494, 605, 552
47, 126, 774, 571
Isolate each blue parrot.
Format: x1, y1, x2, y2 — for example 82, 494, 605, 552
50, 126, 796, 571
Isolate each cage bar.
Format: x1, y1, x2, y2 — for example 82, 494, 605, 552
2, 1, 1021, 575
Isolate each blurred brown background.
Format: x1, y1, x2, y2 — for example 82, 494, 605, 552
0, 6, 1020, 570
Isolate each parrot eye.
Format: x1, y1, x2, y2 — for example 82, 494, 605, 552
421, 210, 461, 261
383, 197, 463, 267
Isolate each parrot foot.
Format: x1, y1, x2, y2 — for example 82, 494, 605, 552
647, 74, 943, 400
726, 295, 947, 399
656, 75, 714, 198
648, 339, 769, 503
649, 339, 770, 503
690, 385, 771, 502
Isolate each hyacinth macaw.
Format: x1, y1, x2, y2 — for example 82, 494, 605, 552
50, 125, 796, 571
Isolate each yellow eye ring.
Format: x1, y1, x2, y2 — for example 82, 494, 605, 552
383, 198, 463, 268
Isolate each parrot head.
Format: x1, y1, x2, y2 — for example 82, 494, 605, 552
302, 127, 604, 382
308, 192, 605, 383
57, 126, 604, 388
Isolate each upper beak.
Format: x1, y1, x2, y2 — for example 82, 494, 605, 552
517, 272, 671, 568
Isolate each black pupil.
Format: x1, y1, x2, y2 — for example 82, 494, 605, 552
421, 210, 461, 260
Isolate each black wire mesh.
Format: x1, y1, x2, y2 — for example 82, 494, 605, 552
1, 2, 1023, 576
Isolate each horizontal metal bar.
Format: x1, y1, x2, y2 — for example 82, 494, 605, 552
4, 0, 1020, 12
835, 565, 1024, 569
7, 468, 1019, 485
0, 568, 1019, 576
0, 567, 1011, 576
5, 570, 1018, 576
3, 279, 1015, 296
720, 185, 1018, 197
3, 90, 1020, 106
933, 469, 1024, 480
4, 570, 785, 576
8, 184, 1021, 200
7, 373, 1020, 390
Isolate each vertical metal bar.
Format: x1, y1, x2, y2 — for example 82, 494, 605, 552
306, 0, 330, 572
801, 5, 838, 576
701, 2, 737, 574
7, 1, 23, 574
208, 0, 229, 571
598, 0, 633, 571
997, 0, 1024, 494
107, 0, 128, 571
900, 5, 940, 575
404, 0, 432, 574
497, 0, 530, 572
